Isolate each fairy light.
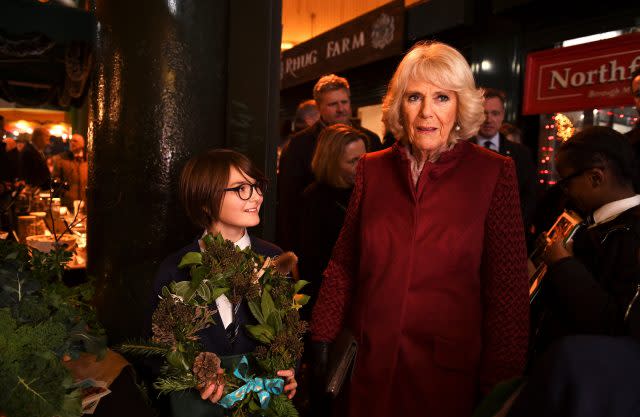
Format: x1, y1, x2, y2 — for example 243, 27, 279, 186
555, 113, 575, 142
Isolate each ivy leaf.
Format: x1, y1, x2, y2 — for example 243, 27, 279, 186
196, 283, 211, 302
178, 252, 202, 269
294, 280, 309, 294
171, 281, 191, 300
248, 300, 265, 325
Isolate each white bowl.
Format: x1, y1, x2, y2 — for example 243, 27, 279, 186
26, 234, 77, 253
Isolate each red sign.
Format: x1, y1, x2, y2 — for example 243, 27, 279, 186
523, 32, 640, 114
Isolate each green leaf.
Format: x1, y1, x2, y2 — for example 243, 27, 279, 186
183, 265, 207, 302
178, 252, 202, 269
208, 285, 229, 301
266, 311, 283, 333
171, 281, 191, 300
248, 300, 265, 324
294, 280, 310, 294
190, 265, 207, 285
261, 290, 276, 321
245, 324, 274, 344
201, 233, 214, 247
196, 283, 212, 302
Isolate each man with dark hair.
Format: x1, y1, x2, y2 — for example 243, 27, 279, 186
277, 74, 382, 251
293, 99, 320, 132
18, 130, 50, 189
471, 88, 537, 230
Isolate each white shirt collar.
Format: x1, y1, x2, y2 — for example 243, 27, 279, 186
234, 231, 251, 250
477, 132, 500, 150
592, 195, 640, 226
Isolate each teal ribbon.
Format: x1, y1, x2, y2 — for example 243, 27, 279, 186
218, 356, 284, 409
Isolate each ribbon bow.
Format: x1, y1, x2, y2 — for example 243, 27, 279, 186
218, 356, 284, 409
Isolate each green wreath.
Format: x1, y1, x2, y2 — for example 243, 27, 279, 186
121, 233, 309, 417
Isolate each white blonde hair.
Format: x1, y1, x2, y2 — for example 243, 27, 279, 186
382, 41, 484, 145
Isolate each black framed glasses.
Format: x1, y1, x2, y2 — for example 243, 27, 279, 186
223, 182, 266, 200
557, 168, 592, 190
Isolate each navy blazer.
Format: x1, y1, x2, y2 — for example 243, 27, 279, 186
149, 235, 282, 356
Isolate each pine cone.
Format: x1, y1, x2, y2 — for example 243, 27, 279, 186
192, 352, 222, 388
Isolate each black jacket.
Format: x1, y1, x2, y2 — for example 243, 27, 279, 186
276, 120, 381, 251
298, 182, 352, 319
540, 205, 640, 348
625, 126, 640, 190
19, 144, 50, 189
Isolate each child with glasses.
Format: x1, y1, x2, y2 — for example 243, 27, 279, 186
505, 126, 640, 417
149, 149, 297, 417
533, 126, 640, 354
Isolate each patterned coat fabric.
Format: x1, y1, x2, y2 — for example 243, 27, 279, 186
311, 141, 529, 417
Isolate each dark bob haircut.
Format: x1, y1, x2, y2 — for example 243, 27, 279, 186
179, 149, 267, 229
557, 126, 637, 186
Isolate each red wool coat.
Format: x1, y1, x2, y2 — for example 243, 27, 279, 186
311, 141, 529, 417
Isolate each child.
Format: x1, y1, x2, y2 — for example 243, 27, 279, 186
504, 126, 640, 417
150, 149, 297, 416
537, 126, 640, 350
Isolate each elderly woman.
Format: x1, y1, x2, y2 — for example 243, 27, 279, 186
310, 41, 529, 417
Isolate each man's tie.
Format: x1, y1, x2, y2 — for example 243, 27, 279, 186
483, 140, 493, 150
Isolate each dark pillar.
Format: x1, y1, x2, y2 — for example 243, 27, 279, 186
226, 0, 282, 240
88, 0, 281, 343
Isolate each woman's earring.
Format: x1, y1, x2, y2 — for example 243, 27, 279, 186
455, 124, 461, 131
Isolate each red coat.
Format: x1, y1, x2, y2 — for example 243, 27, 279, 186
311, 141, 529, 417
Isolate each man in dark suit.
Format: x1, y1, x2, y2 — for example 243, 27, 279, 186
277, 74, 382, 251
471, 88, 537, 230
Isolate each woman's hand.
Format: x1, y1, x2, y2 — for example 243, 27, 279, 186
543, 238, 571, 265
277, 369, 297, 399
199, 368, 226, 404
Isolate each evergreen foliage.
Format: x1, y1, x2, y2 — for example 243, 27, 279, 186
0, 239, 106, 417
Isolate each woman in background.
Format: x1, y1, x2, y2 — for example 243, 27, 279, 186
298, 124, 368, 317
